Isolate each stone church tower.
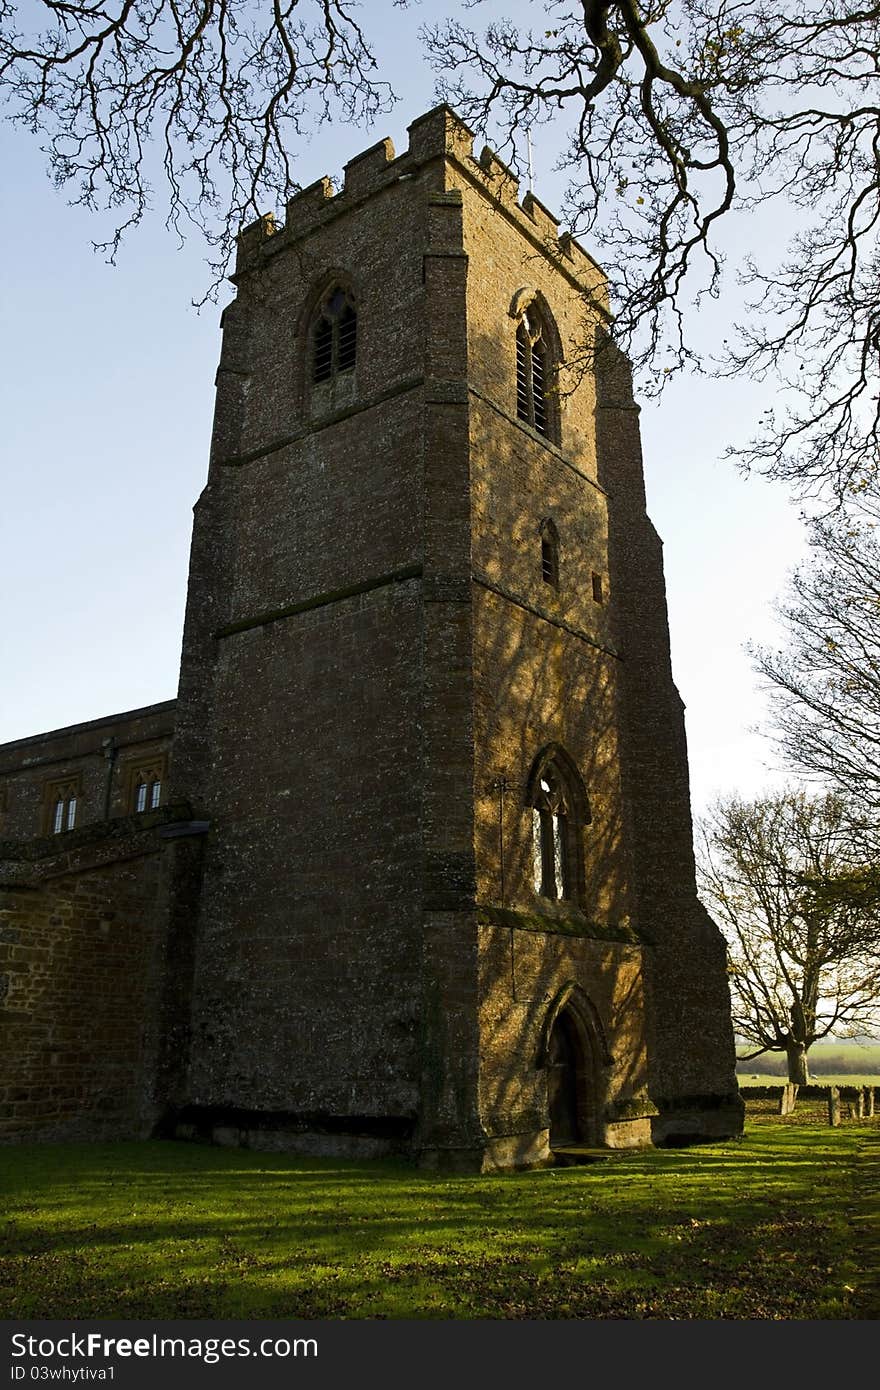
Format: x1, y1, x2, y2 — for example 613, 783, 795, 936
163, 105, 742, 1167
0, 106, 742, 1165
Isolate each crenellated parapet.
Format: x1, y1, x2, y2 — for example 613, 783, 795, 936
234, 104, 607, 309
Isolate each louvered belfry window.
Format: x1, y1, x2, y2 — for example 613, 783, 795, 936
516, 308, 551, 437
540, 518, 560, 588
312, 287, 357, 384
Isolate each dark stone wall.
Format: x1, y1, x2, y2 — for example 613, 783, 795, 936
0, 814, 182, 1141
171, 110, 479, 1153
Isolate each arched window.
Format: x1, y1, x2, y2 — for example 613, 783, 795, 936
516, 306, 552, 437
311, 286, 357, 385
44, 777, 79, 835
126, 757, 166, 814
526, 748, 590, 903
540, 518, 559, 588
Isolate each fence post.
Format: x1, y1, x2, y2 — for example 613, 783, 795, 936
867, 1087, 875, 1118
828, 1087, 841, 1127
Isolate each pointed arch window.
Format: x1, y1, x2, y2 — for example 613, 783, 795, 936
125, 756, 167, 815
516, 306, 552, 438
44, 777, 80, 836
311, 286, 357, 384
134, 773, 162, 813
526, 748, 590, 903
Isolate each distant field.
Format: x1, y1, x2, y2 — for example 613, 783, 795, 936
736, 1043, 880, 1079
739, 1074, 879, 1088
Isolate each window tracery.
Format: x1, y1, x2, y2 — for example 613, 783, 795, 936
526, 748, 589, 903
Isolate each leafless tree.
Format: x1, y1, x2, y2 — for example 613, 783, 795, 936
2, 4, 877, 494
697, 789, 880, 1084
424, 1, 880, 500
753, 490, 880, 840
0, 1, 392, 295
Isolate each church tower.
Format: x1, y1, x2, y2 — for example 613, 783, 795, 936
164, 106, 743, 1167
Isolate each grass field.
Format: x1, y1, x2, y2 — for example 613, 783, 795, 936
2, 1098, 877, 1321
738, 1074, 879, 1087
736, 1042, 880, 1080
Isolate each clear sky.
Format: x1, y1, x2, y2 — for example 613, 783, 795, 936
0, 1, 809, 819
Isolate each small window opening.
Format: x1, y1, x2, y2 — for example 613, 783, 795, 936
311, 287, 357, 384
592, 572, 604, 603
540, 519, 559, 588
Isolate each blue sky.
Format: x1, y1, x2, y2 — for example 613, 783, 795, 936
0, 1, 809, 818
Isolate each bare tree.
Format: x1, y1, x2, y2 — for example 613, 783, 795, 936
0, 1, 392, 293
424, 1, 880, 499
753, 491, 880, 837
2, 4, 877, 494
697, 789, 880, 1084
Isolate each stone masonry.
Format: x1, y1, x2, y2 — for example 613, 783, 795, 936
0, 106, 743, 1165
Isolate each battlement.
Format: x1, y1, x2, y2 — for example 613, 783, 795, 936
235, 104, 606, 304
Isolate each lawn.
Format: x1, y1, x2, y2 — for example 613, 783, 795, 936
1, 1102, 877, 1320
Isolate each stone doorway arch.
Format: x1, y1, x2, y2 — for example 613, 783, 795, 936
539, 986, 609, 1149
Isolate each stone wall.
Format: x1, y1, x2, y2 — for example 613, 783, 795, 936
0, 811, 189, 1141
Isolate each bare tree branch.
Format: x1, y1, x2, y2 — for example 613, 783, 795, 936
0, 0, 394, 298
423, 1, 880, 498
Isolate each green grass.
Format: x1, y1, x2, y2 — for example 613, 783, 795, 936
1, 1104, 877, 1320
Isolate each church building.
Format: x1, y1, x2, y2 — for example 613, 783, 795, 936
0, 106, 743, 1168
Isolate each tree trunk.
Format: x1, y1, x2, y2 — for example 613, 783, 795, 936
786, 1040, 809, 1085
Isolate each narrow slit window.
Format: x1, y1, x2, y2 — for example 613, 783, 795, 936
592, 572, 604, 604
540, 519, 559, 588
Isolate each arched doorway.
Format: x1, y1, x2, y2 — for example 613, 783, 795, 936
544, 999, 603, 1149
